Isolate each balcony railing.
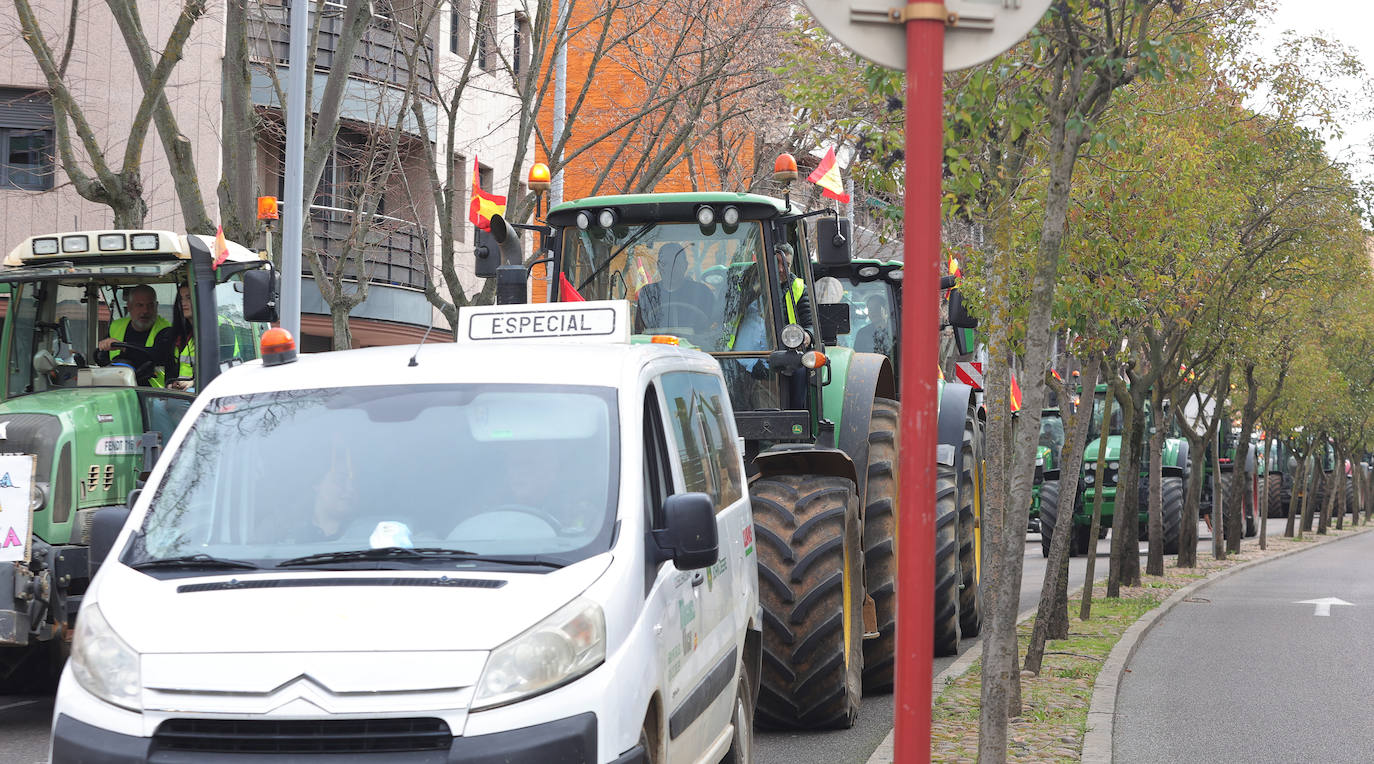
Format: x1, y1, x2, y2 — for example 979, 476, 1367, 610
306, 205, 430, 291
248, 1, 436, 99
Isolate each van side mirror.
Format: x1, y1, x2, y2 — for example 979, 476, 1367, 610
652, 492, 718, 570
242, 267, 280, 323
815, 218, 851, 265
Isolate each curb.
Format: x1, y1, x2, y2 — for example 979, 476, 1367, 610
863, 525, 1372, 764
864, 598, 1044, 764
1079, 525, 1373, 763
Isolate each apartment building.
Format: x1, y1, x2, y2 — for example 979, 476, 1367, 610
0, 0, 533, 348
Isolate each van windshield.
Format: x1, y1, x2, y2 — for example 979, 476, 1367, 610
124, 383, 619, 570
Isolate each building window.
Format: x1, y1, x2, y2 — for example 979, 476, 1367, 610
477, 0, 497, 71
513, 13, 529, 77
0, 89, 54, 191
449, 0, 470, 55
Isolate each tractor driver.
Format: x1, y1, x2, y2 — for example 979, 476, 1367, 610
95, 284, 175, 387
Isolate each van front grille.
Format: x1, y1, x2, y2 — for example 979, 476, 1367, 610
152, 717, 452, 754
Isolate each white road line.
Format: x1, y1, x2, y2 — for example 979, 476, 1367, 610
0, 699, 42, 713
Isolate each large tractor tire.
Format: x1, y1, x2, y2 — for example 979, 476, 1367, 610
753, 474, 864, 730
933, 459, 962, 657
1345, 477, 1357, 520
1038, 480, 1060, 559
861, 398, 899, 692
956, 418, 982, 640
1266, 472, 1285, 518
1161, 476, 1183, 554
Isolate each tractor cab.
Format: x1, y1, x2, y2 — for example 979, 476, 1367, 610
0, 229, 278, 686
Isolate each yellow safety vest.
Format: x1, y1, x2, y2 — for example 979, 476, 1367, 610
109, 316, 171, 387
723, 277, 806, 349
177, 337, 195, 383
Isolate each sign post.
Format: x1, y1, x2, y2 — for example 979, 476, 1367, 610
799, 1, 1051, 761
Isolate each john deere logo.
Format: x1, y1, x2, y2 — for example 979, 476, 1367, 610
791, 424, 803, 435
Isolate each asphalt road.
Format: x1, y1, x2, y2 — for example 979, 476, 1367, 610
755, 530, 1118, 764
0, 530, 1152, 764
1114, 527, 1374, 763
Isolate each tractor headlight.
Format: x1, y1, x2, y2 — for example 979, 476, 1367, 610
472, 597, 605, 711
71, 604, 142, 710
576, 211, 593, 230
721, 205, 740, 226
1108, 462, 1119, 471
1084, 472, 1094, 486
597, 208, 618, 229
696, 205, 716, 227
781, 323, 808, 350
29, 481, 48, 512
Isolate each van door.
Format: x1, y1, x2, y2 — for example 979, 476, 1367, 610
641, 385, 700, 762
659, 371, 746, 754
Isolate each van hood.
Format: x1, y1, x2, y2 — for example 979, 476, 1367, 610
92, 553, 613, 655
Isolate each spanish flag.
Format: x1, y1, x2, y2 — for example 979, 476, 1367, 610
806, 146, 851, 203
1010, 374, 1023, 413
469, 157, 507, 232
211, 225, 230, 270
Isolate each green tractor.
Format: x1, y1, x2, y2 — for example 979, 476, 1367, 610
811, 255, 983, 657
1040, 384, 1186, 556
1033, 408, 1064, 556
492, 191, 980, 729
0, 229, 278, 689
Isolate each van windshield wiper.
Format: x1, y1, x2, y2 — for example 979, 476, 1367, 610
275, 547, 567, 569
129, 553, 259, 571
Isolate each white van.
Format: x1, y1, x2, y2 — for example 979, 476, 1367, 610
52, 301, 761, 764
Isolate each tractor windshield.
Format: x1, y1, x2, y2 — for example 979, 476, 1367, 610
833, 279, 896, 358
1039, 414, 1065, 458
125, 383, 620, 570
4, 273, 265, 397
1090, 393, 1125, 437
560, 221, 772, 351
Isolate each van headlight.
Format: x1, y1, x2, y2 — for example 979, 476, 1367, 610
472, 597, 605, 710
70, 604, 141, 710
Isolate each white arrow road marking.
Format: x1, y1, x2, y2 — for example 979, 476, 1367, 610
1296, 597, 1354, 617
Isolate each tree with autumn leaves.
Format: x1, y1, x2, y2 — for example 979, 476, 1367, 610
778, 0, 1370, 759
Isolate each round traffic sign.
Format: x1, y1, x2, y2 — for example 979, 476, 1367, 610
804, 0, 1053, 72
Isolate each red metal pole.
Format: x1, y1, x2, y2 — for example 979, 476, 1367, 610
895, 7, 943, 764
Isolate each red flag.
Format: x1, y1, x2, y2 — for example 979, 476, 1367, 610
1052, 368, 1064, 383
559, 272, 585, 302
211, 225, 230, 270
469, 157, 507, 232
1010, 374, 1023, 413
806, 147, 851, 203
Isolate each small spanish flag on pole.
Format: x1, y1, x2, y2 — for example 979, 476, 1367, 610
1010, 374, 1023, 413
806, 146, 851, 204
211, 225, 230, 270
469, 157, 507, 232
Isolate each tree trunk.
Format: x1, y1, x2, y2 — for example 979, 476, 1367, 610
330, 304, 353, 350
1145, 388, 1165, 576
1299, 454, 1316, 537
1081, 377, 1118, 619
1108, 384, 1143, 595
1212, 432, 1226, 560
1283, 454, 1304, 538
1318, 457, 1335, 535
1333, 443, 1345, 531
219, 0, 258, 244
1026, 357, 1099, 675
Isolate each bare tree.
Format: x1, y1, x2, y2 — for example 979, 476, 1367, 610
13, 0, 213, 229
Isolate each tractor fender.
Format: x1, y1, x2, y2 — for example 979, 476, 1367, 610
834, 351, 897, 506
939, 382, 975, 474
1163, 439, 1189, 480
753, 445, 857, 487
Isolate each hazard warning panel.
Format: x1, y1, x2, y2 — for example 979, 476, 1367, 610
954, 361, 984, 390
